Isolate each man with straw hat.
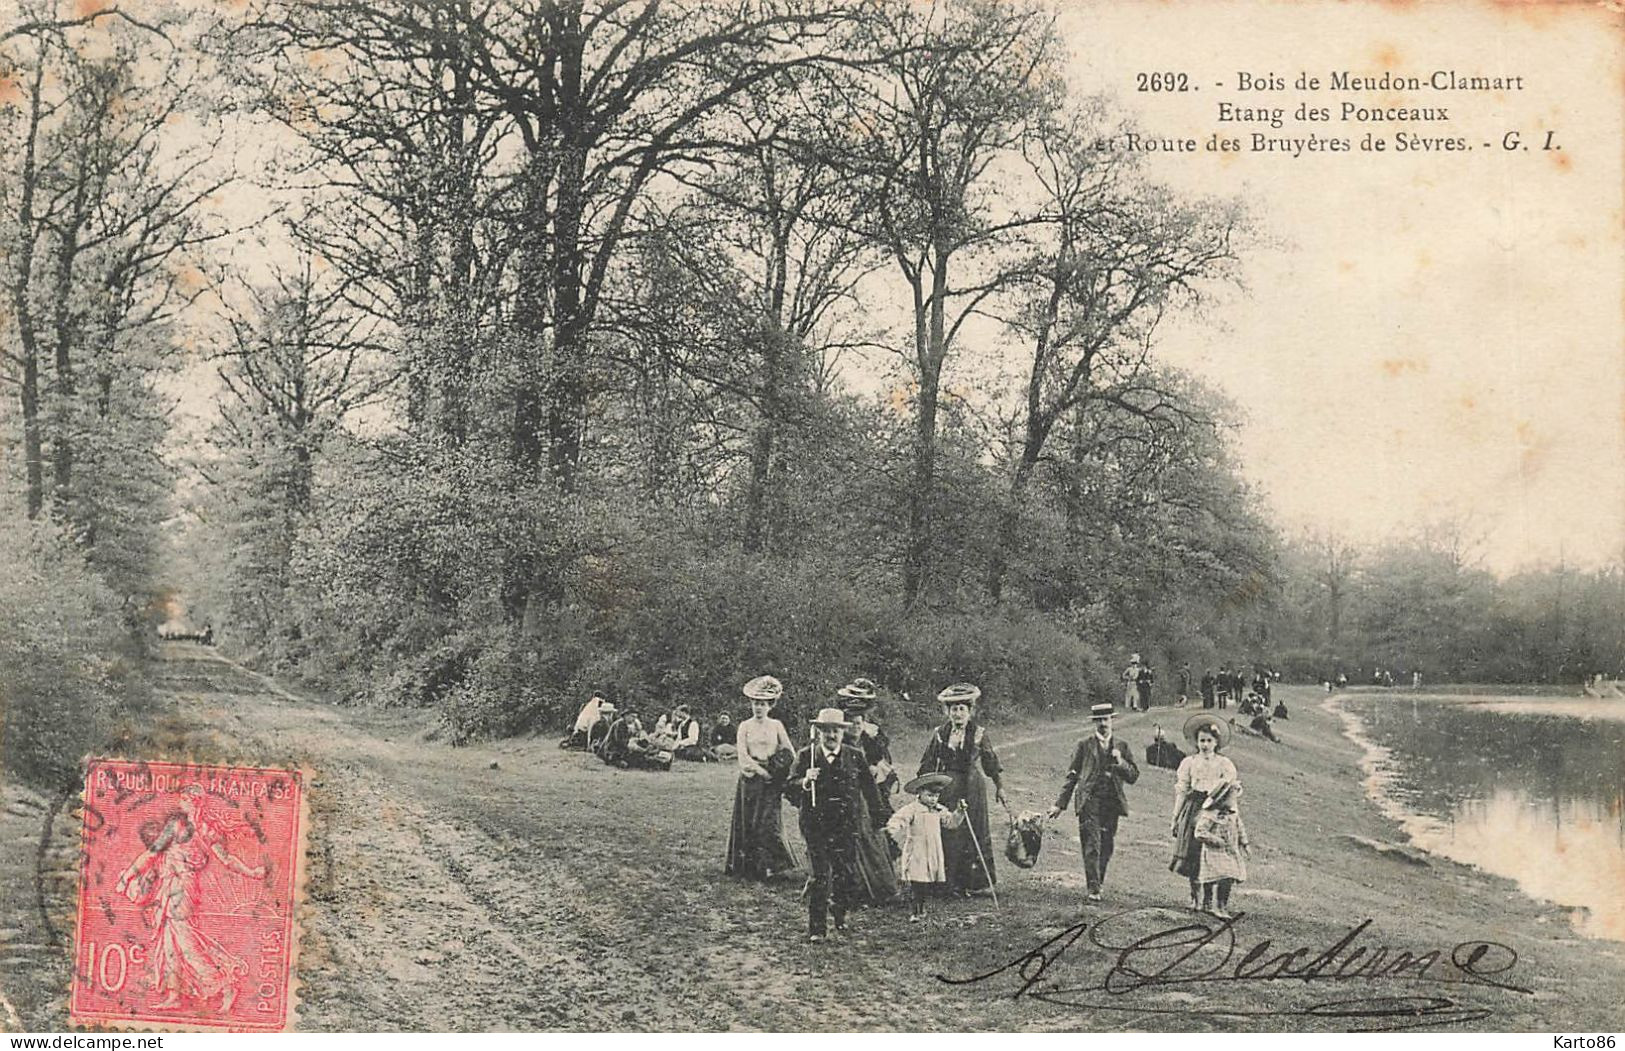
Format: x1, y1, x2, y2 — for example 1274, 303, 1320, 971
784, 705, 886, 942
1049, 701, 1141, 902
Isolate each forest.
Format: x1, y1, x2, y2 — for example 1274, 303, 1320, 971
1, 0, 1620, 789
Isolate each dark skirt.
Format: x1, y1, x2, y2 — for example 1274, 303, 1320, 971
725, 775, 800, 880
1170, 790, 1205, 880
848, 784, 898, 906
940, 765, 995, 891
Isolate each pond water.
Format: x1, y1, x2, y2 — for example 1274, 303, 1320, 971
1334, 691, 1625, 941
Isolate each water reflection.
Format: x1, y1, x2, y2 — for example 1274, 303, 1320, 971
1340, 693, 1625, 941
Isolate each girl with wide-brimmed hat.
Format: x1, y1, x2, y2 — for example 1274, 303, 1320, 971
885, 773, 967, 921
917, 683, 1007, 896
1170, 712, 1250, 916
724, 675, 800, 881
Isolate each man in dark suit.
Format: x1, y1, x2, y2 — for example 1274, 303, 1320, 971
785, 707, 887, 942
1049, 702, 1140, 902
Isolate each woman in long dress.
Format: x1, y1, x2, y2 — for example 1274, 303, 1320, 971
1170, 712, 1249, 916
917, 682, 1006, 895
840, 686, 897, 906
724, 675, 800, 880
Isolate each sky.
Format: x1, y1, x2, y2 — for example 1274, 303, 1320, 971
1052, 0, 1624, 575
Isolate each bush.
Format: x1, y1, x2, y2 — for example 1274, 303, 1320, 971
261, 445, 1135, 743
0, 518, 139, 791
874, 610, 1114, 724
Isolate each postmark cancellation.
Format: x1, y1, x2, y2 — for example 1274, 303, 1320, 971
69, 759, 307, 1032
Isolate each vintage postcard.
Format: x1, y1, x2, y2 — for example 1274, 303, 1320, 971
0, 0, 1620, 1037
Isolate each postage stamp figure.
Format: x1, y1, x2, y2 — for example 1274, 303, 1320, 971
71, 759, 306, 1031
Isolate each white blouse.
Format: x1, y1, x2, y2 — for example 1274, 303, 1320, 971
1173, 752, 1239, 814
736, 716, 793, 776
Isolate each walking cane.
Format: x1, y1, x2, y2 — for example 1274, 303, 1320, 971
962, 803, 999, 909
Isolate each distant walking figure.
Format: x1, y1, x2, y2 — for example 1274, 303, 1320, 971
1122, 654, 1144, 711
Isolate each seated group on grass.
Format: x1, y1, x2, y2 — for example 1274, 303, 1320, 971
1234, 692, 1286, 742
560, 694, 729, 769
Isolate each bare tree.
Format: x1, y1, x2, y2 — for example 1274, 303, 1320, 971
618, 79, 883, 551
450, 0, 857, 489
227, 0, 512, 445
1305, 526, 1359, 651
2, 4, 223, 537
987, 102, 1244, 601
0, 45, 51, 518
213, 254, 394, 515
822, 0, 1061, 606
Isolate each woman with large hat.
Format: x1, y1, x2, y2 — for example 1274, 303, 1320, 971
1170, 712, 1248, 915
837, 680, 899, 907
917, 683, 1007, 896
725, 675, 800, 881
839, 678, 896, 819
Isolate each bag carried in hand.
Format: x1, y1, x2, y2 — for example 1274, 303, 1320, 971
764, 747, 796, 787
1005, 812, 1046, 869
1195, 809, 1230, 848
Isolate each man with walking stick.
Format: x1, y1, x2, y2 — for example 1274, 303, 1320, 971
1049, 702, 1140, 903
785, 707, 887, 943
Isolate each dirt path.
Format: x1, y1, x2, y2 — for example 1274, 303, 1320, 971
5, 647, 1625, 1032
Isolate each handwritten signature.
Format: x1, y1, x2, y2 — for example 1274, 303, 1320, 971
938, 908, 1530, 1031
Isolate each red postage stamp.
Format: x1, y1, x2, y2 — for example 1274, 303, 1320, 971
70, 759, 307, 1031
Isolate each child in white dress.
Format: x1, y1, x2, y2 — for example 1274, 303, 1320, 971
886, 773, 966, 921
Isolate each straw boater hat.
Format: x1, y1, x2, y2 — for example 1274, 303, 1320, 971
1130, 653, 1142, 663
598, 701, 617, 715
904, 772, 954, 795
742, 675, 783, 701
810, 707, 850, 729
837, 678, 877, 701
1183, 712, 1229, 749
937, 683, 982, 708
1090, 702, 1115, 720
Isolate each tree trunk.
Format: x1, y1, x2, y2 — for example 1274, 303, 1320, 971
11, 59, 47, 519
20, 355, 43, 520
49, 225, 82, 512
744, 323, 786, 554
904, 250, 951, 608
507, 147, 554, 467
544, 14, 588, 492
905, 355, 942, 606
989, 450, 1039, 604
